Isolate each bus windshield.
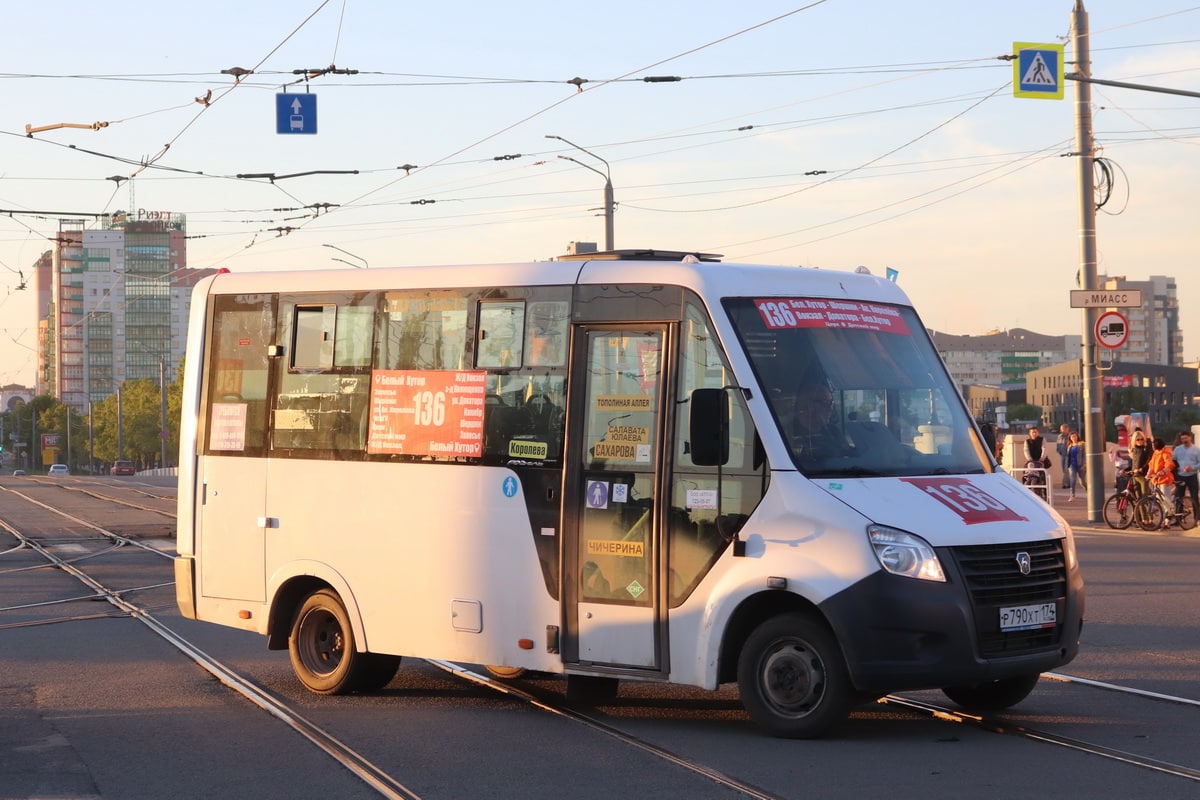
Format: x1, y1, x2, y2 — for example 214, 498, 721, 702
725, 297, 992, 478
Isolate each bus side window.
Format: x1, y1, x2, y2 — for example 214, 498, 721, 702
272, 300, 373, 456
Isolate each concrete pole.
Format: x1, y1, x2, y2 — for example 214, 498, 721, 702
160, 357, 168, 468
1071, 1, 1104, 522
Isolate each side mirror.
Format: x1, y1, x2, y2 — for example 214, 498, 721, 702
689, 388, 730, 466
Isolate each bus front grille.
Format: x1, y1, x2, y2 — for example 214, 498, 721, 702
950, 540, 1067, 657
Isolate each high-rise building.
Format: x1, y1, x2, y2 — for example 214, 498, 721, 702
44, 212, 216, 411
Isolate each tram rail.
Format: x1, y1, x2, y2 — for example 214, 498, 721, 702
2, 478, 1199, 797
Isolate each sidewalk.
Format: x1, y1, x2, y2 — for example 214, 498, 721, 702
1044, 483, 1200, 538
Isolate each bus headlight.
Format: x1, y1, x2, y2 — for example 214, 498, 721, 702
868, 526, 946, 582
1063, 529, 1078, 572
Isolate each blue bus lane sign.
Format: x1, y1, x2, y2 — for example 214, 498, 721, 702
276, 93, 318, 134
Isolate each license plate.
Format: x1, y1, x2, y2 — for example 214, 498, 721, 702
999, 602, 1057, 632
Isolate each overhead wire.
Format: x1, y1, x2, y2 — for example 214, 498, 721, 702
722, 137, 1072, 259
2, 3, 1197, 267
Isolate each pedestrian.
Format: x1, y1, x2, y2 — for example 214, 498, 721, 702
1065, 431, 1086, 501
1173, 430, 1200, 518
1057, 423, 1071, 489
1023, 426, 1051, 468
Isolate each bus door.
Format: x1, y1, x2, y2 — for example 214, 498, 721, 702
564, 325, 669, 671
197, 293, 275, 603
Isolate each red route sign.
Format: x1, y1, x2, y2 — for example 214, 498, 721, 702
754, 298, 910, 335
367, 369, 487, 457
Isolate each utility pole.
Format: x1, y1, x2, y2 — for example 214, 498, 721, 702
117, 386, 124, 461
160, 357, 168, 468
1061, 1, 1200, 519
545, 135, 615, 250
1071, 1, 1104, 523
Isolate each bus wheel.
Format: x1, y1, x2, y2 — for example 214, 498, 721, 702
353, 654, 402, 692
485, 665, 527, 679
941, 674, 1039, 712
289, 588, 360, 695
565, 675, 619, 705
737, 612, 853, 738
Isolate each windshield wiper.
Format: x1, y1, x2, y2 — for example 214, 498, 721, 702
805, 465, 886, 478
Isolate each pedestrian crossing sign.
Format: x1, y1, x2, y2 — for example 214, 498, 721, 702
1013, 42, 1065, 100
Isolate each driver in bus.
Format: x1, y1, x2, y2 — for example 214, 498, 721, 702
790, 383, 853, 460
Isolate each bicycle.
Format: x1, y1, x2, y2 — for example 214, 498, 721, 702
1102, 470, 1140, 529
1133, 481, 1196, 531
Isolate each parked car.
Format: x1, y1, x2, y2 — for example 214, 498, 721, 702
12, 469, 26, 476
47, 464, 69, 476
112, 460, 136, 476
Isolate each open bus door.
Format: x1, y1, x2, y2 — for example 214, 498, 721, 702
562, 325, 670, 673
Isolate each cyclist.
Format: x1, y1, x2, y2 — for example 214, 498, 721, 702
1129, 430, 1154, 498
1148, 437, 1178, 527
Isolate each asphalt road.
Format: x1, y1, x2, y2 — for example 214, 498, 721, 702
1, 475, 1198, 799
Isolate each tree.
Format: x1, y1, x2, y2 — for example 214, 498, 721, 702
1, 395, 58, 471
89, 379, 164, 466
88, 364, 184, 469
1005, 403, 1043, 425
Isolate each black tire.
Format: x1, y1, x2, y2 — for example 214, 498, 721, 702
565, 675, 619, 705
1178, 506, 1196, 530
353, 654, 402, 692
1134, 495, 1164, 531
1102, 493, 1134, 529
288, 588, 362, 695
737, 612, 853, 739
942, 673, 1040, 712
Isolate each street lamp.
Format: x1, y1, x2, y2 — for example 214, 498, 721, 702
545, 135, 614, 251
322, 243, 369, 268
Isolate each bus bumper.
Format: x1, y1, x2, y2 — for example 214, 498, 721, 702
820, 560, 1084, 693
174, 556, 198, 620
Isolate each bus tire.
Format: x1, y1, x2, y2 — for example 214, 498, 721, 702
737, 612, 853, 739
565, 675, 619, 705
288, 588, 361, 695
353, 654, 402, 692
941, 673, 1039, 712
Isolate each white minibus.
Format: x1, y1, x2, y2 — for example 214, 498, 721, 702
174, 250, 1084, 737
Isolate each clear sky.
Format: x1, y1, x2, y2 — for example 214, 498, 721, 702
2, 1, 1197, 386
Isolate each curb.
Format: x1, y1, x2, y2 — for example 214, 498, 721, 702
1047, 494, 1200, 538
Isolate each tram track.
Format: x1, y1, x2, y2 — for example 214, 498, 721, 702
10, 477, 177, 517
0, 510, 425, 800
879, 686, 1200, 783
0, 484, 784, 799
2, 482, 1199, 796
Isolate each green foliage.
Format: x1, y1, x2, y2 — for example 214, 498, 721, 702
91, 378, 177, 466
1005, 403, 1043, 424
2, 366, 184, 471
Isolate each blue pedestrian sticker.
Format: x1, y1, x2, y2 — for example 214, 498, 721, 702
586, 480, 609, 509
502, 476, 519, 498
